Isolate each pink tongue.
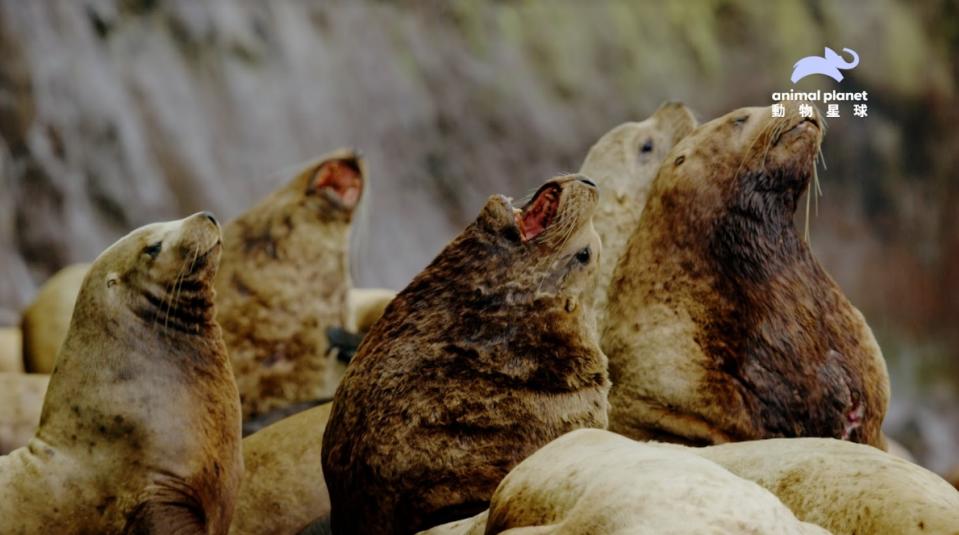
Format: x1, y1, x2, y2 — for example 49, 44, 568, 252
519, 186, 559, 241
314, 160, 362, 207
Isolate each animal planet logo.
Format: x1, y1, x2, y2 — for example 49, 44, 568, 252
791, 47, 859, 84
773, 47, 868, 119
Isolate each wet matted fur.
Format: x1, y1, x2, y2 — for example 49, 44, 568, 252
603, 102, 889, 447
323, 176, 609, 535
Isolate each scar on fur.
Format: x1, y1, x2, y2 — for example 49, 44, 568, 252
312, 159, 363, 207
516, 184, 561, 242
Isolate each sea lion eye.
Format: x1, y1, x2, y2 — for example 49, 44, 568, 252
143, 241, 162, 258
674, 155, 686, 166
640, 138, 654, 154
575, 247, 591, 264
733, 115, 748, 126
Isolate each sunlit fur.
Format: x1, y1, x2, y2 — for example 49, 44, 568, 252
603, 102, 889, 448
323, 175, 609, 535
0, 213, 242, 534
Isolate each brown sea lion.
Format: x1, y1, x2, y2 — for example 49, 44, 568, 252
0, 212, 242, 534
0, 372, 48, 454
421, 429, 827, 535
579, 101, 697, 331
603, 102, 889, 447
215, 149, 364, 419
693, 437, 959, 534
20, 263, 90, 373
0, 327, 23, 372
231, 402, 334, 535
323, 175, 609, 535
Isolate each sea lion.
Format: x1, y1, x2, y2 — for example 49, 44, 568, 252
0, 372, 48, 454
323, 175, 609, 535
420, 429, 827, 535
232, 402, 334, 535
0, 327, 23, 372
603, 102, 890, 447
693, 437, 959, 534
215, 149, 364, 419
0, 212, 242, 534
20, 262, 90, 373
579, 101, 697, 331
347, 288, 396, 333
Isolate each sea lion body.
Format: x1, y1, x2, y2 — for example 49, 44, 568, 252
0, 213, 242, 534
694, 437, 959, 534
323, 176, 609, 535
215, 150, 364, 419
0, 327, 23, 372
422, 429, 827, 535
20, 263, 90, 373
231, 403, 333, 535
603, 103, 889, 447
579, 102, 697, 330
0, 373, 48, 454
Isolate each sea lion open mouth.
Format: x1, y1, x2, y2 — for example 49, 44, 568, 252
312, 158, 363, 208
517, 183, 562, 241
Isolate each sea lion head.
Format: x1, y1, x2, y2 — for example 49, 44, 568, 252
474, 175, 601, 302
75, 211, 223, 337
581, 102, 698, 204
660, 101, 823, 245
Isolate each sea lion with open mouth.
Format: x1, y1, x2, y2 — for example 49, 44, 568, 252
603, 102, 889, 447
579, 101, 697, 331
0, 212, 242, 534
322, 175, 609, 535
215, 149, 364, 419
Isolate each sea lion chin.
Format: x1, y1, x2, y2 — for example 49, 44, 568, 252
0, 212, 242, 534
322, 175, 609, 535
603, 102, 889, 448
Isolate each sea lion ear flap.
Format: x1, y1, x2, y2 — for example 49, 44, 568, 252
307, 154, 364, 207
653, 101, 698, 144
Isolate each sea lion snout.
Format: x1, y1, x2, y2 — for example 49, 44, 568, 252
308, 154, 365, 211
179, 211, 224, 261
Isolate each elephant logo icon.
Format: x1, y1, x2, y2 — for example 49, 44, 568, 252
791, 47, 859, 84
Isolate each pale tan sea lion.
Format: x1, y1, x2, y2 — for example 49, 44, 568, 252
0, 372, 48, 454
0, 212, 242, 534
20, 262, 90, 373
231, 402, 333, 535
420, 429, 827, 535
216, 150, 364, 419
323, 175, 609, 535
347, 287, 396, 333
603, 102, 889, 447
579, 101, 697, 330
0, 327, 23, 372
694, 437, 959, 534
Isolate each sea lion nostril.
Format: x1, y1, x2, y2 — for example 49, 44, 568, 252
577, 177, 597, 188
201, 211, 219, 226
